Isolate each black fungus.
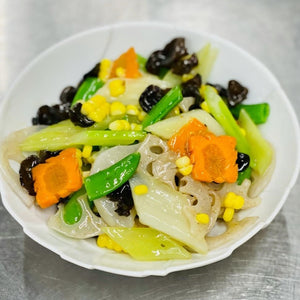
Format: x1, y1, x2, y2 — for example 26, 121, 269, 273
227, 80, 248, 107
107, 181, 134, 217
32, 103, 70, 125
172, 53, 198, 75
31, 62, 101, 126
59, 86, 77, 105
19, 151, 61, 196
69, 102, 95, 127
188, 104, 200, 111
81, 159, 92, 172
236, 152, 250, 172
39, 150, 61, 163
19, 155, 41, 196
146, 38, 188, 75
58, 196, 70, 205
181, 74, 203, 109
139, 85, 167, 113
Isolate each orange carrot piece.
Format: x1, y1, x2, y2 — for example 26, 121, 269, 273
110, 47, 141, 79
189, 135, 238, 183
32, 148, 83, 208
168, 118, 212, 156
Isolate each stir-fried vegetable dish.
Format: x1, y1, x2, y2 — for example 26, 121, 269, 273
1, 37, 274, 261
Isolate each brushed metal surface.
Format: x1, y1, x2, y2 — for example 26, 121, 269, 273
0, 0, 299, 299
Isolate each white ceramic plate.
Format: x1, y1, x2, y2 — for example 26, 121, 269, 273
0, 22, 299, 277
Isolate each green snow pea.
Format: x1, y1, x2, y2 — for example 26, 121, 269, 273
230, 103, 270, 125
142, 85, 183, 128
84, 152, 141, 202
72, 77, 104, 106
63, 186, 86, 225
237, 167, 252, 185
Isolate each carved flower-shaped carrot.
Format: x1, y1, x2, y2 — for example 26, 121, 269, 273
168, 118, 213, 156
189, 134, 238, 183
32, 148, 83, 208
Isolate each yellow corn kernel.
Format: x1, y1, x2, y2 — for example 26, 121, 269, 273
82, 145, 93, 159
223, 192, 244, 210
109, 120, 124, 131
86, 156, 95, 164
75, 149, 82, 168
133, 184, 148, 195
182, 73, 194, 82
126, 104, 139, 116
138, 111, 147, 122
100, 102, 111, 116
130, 123, 143, 131
109, 79, 126, 97
81, 101, 96, 115
196, 213, 210, 224
233, 195, 244, 210
116, 67, 125, 78
179, 164, 193, 176
200, 101, 210, 113
89, 110, 106, 122
109, 119, 130, 131
173, 106, 180, 115
223, 207, 235, 222
110, 101, 126, 116
121, 120, 131, 130
223, 192, 235, 208
90, 95, 107, 106
98, 58, 112, 81
97, 234, 123, 252
176, 156, 191, 169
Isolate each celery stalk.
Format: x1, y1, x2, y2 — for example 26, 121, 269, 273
102, 227, 191, 261
238, 109, 273, 175
20, 128, 146, 151
203, 85, 250, 155
193, 43, 219, 83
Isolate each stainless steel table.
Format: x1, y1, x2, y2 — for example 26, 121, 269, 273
1, 0, 299, 299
